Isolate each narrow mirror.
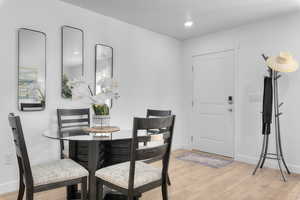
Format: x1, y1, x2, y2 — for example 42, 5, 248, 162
62, 26, 84, 98
95, 44, 113, 107
18, 28, 46, 111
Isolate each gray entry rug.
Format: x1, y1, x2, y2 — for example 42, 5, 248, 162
176, 152, 233, 168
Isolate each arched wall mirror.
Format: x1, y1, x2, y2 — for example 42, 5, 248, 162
18, 28, 46, 111
95, 44, 113, 107
61, 25, 84, 99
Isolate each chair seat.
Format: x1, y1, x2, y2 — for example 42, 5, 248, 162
95, 161, 161, 189
32, 159, 88, 186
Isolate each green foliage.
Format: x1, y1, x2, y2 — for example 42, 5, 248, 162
62, 74, 72, 98
93, 104, 110, 115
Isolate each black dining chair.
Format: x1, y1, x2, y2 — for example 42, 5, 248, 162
145, 109, 172, 141
8, 113, 88, 200
95, 115, 176, 200
139, 109, 172, 147
57, 108, 90, 159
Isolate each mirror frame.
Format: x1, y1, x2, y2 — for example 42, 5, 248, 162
61, 25, 84, 98
95, 44, 114, 108
18, 28, 47, 112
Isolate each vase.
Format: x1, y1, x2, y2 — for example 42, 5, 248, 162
93, 114, 110, 127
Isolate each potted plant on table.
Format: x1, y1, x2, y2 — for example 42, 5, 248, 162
92, 104, 110, 127
70, 77, 119, 127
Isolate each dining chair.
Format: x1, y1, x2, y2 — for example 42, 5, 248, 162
57, 108, 90, 159
145, 109, 172, 143
95, 115, 176, 200
138, 109, 172, 148
8, 113, 88, 200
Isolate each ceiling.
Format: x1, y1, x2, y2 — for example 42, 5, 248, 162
61, 0, 300, 40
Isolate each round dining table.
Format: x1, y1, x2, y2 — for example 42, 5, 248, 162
43, 129, 150, 200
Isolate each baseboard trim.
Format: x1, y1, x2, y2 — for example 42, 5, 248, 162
0, 180, 18, 195
235, 154, 300, 174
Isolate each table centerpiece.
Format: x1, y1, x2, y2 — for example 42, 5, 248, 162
70, 77, 119, 127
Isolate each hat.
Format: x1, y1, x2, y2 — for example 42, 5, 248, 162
266, 52, 299, 72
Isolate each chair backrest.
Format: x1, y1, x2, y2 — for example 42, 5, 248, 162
128, 115, 176, 190
57, 108, 90, 158
8, 113, 33, 187
57, 108, 90, 135
20, 103, 44, 111
145, 109, 172, 144
146, 109, 172, 118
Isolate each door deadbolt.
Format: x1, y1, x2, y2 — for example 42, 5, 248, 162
228, 96, 233, 104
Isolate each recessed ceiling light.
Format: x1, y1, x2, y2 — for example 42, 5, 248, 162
73, 51, 80, 55
184, 21, 194, 28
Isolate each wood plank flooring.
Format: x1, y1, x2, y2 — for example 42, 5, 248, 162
1, 150, 300, 200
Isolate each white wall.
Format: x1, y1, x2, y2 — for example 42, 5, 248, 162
0, 0, 184, 193
183, 12, 300, 172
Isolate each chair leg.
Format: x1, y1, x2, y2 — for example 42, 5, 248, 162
67, 186, 72, 200
128, 191, 134, 200
167, 174, 171, 186
128, 195, 134, 200
162, 181, 168, 200
81, 177, 87, 200
67, 184, 78, 200
26, 188, 34, 200
17, 177, 25, 200
96, 179, 104, 200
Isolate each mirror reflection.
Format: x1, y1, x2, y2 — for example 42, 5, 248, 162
62, 26, 84, 98
18, 28, 46, 111
95, 44, 113, 107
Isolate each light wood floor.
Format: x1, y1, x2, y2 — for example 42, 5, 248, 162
1, 150, 300, 200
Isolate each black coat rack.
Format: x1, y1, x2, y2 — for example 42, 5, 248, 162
252, 54, 291, 181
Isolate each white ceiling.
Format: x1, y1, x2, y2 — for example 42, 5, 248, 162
61, 0, 300, 40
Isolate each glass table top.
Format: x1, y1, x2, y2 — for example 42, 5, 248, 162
43, 128, 149, 142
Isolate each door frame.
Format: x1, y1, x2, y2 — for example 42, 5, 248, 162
191, 47, 240, 159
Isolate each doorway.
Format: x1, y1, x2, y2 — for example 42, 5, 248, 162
192, 50, 235, 157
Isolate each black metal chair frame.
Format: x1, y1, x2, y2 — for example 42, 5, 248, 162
8, 113, 87, 200
96, 115, 176, 200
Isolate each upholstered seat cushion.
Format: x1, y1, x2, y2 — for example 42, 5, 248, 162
32, 159, 88, 186
95, 161, 161, 189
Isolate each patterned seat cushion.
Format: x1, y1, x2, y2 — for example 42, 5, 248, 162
32, 159, 88, 186
95, 161, 161, 189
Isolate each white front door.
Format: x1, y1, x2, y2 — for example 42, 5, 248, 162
192, 50, 235, 157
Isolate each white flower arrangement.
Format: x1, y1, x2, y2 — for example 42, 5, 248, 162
70, 77, 120, 106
